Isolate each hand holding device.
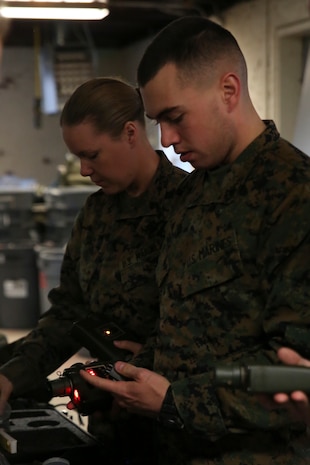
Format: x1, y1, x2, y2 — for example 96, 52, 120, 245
48, 317, 131, 415
49, 360, 125, 415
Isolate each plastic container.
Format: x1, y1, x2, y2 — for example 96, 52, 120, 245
0, 244, 40, 328
0, 407, 103, 464
36, 246, 64, 314
0, 187, 37, 242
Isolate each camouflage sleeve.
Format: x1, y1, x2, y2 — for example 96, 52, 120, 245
0, 210, 87, 395
171, 184, 310, 438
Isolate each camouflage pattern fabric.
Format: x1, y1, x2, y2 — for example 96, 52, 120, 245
153, 121, 310, 464
0, 151, 186, 464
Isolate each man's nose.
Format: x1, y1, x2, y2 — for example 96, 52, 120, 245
160, 124, 181, 148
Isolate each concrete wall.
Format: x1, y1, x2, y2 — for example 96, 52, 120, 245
224, 0, 310, 144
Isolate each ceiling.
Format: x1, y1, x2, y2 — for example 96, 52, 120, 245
2, 0, 251, 48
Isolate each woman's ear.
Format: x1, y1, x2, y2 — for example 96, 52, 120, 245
123, 121, 136, 144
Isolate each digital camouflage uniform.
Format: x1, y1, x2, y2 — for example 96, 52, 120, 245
0, 151, 186, 464
152, 121, 310, 464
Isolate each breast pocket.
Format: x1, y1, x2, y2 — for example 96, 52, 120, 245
182, 231, 244, 298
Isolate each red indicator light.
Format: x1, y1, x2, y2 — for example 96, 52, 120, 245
86, 368, 96, 376
64, 386, 72, 396
73, 389, 81, 402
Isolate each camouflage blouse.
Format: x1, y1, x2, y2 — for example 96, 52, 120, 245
0, 151, 186, 395
154, 121, 310, 464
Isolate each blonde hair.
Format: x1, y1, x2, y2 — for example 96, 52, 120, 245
60, 77, 145, 138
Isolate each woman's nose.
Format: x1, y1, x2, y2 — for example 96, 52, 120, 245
80, 159, 93, 177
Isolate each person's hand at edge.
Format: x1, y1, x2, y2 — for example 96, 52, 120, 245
258, 347, 310, 426
274, 347, 310, 406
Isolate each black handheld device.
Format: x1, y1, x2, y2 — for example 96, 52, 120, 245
213, 364, 310, 393
70, 315, 132, 362
47, 316, 132, 415
48, 360, 124, 415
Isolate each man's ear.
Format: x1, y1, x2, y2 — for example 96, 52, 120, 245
221, 72, 240, 112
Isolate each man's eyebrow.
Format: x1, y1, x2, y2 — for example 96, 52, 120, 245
146, 106, 179, 121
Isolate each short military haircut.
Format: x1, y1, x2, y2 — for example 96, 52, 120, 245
137, 16, 247, 88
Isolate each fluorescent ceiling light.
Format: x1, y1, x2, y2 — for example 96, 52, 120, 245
0, 1, 109, 20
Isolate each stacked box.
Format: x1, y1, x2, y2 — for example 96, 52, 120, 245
0, 187, 37, 243
44, 186, 98, 246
